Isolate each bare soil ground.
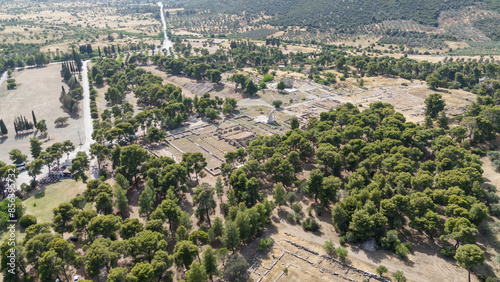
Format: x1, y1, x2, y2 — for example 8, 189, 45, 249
241, 202, 475, 282
0, 64, 85, 163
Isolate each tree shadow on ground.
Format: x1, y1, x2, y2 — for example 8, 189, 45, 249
14, 131, 35, 140
0, 136, 7, 144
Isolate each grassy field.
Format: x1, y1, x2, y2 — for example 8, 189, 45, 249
23, 179, 87, 224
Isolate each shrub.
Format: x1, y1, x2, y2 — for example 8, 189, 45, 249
287, 213, 295, 223
487, 151, 500, 161
339, 236, 346, 245
323, 239, 335, 255
7, 82, 16, 90
395, 243, 410, 258
262, 75, 274, 82
19, 214, 37, 228
302, 217, 320, 232
440, 243, 456, 258
292, 202, 302, 214
346, 231, 356, 243
258, 238, 273, 250
335, 247, 348, 260
493, 160, 500, 171
376, 265, 388, 277
491, 204, 500, 217
294, 212, 302, 223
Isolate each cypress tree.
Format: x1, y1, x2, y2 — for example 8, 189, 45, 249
32, 110, 37, 126
0, 119, 7, 135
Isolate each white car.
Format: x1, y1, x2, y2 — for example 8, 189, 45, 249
73, 275, 80, 282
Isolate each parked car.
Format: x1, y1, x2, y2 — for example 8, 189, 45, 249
73, 275, 80, 282
15, 163, 25, 168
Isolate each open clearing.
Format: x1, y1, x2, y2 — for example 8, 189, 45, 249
0, 64, 85, 163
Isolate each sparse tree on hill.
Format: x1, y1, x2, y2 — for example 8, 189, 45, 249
277, 80, 286, 92
455, 244, 485, 282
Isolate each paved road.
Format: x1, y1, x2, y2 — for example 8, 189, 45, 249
158, 2, 174, 56
15, 60, 98, 187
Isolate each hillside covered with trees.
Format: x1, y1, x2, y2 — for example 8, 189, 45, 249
176, 0, 499, 31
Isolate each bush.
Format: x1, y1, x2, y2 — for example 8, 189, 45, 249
493, 160, 500, 171
491, 204, 500, 217
302, 217, 320, 232
262, 75, 274, 82
292, 202, 302, 214
294, 212, 302, 223
323, 239, 335, 255
7, 82, 16, 90
19, 214, 37, 228
471, 148, 486, 156
287, 213, 295, 223
346, 231, 357, 243
258, 238, 273, 250
339, 236, 346, 245
440, 244, 456, 258
395, 243, 410, 258
487, 151, 500, 161
335, 247, 348, 260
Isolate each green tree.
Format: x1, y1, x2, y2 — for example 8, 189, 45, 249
95, 192, 113, 215
277, 80, 286, 92
232, 74, 246, 89
193, 184, 217, 226
87, 214, 122, 241
174, 240, 199, 269
107, 267, 129, 282
393, 270, 407, 282
224, 254, 249, 282
35, 119, 47, 135
307, 169, 324, 202
119, 144, 149, 184
85, 238, 124, 277
273, 184, 286, 209
376, 265, 388, 277
147, 126, 166, 143
425, 93, 445, 118
139, 182, 155, 218
335, 247, 348, 260
114, 185, 128, 217
29, 137, 43, 159
426, 74, 441, 90
127, 230, 165, 263
128, 262, 154, 281
223, 220, 240, 253
272, 100, 283, 108
120, 218, 143, 239
290, 117, 299, 130
455, 244, 485, 282
243, 79, 258, 96
202, 246, 219, 280
186, 262, 208, 282
90, 143, 109, 170
9, 149, 27, 164
73, 210, 97, 240
323, 239, 335, 256
52, 202, 77, 234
